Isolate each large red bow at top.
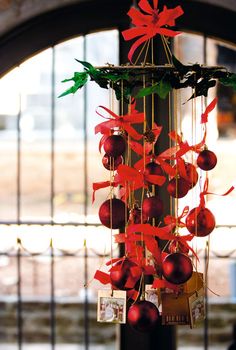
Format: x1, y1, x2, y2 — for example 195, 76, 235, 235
122, 0, 184, 62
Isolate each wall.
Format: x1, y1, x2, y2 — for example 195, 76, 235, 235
0, 300, 235, 347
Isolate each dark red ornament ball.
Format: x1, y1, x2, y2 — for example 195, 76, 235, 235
110, 258, 141, 290
162, 252, 193, 285
103, 135, 126, 157
185, 162, 199, 188
167, 177, 190, 198
98, 198, 128, 229
142, 196, 164, 219
128, 300, 159, 332
144, 162, 164, 184
197, 149, 217, 171
102, 154, 123, 170
185, 207, 215, 237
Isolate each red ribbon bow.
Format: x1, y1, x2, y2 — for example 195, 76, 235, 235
115, 164, 166, 194
95, 105, 144, 140
122, 0, 184, 62
164, 206, 189, 228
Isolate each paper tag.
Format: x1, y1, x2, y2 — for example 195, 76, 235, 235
161, 292, 190, 325
97, 290, 127, 324
145, 284, 160, 309
188, 287, 205, 328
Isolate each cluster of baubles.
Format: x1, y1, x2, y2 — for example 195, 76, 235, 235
94, 120, 218, 331
98, 133, 217, 236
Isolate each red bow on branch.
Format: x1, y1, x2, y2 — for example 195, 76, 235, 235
122, 0, 184, 62
115, 164, 166, 193
164, 205, 189, 228
95, 105, 144, 140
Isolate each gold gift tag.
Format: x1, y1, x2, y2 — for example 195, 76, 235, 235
97, 290, 127, 324
188, 287, 205, 328
183, 272, 204, 294
161, 292, 190, 325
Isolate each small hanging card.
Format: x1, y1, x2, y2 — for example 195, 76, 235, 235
145, 284, 161, 310
183, 272, 204, 294
188, 287, 205, 328
97, 290, 127, 324
161, 292, 190, 325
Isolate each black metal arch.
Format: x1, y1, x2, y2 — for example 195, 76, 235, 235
0, 0, 236, 77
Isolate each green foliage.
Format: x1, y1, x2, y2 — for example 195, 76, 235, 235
59, 57, 236, 102
136, 79, 172, 99
220, 73, 236, 90
59, 72, 88, 97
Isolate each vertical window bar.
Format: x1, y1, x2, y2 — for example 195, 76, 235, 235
16, 84, 22, 350
50, 46, 56, 350
83, 36, 89, 350
204, 245, 209, 350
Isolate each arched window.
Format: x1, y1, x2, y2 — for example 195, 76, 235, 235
0, 1, 236, 350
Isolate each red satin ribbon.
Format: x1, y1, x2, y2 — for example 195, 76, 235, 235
92, 180, 118, 203
164, 205, 189, 227
95, 105, 144, 140
152, 278, 180, 293
115, 164, 166, 191
94, 270, 111, 284
199, 178, 234, 208
201, 98, 218, 124
122, 0, 184, 62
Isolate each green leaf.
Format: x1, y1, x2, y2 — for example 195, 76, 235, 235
156, 80, 172, 98
136, 80, 172, 99
58, 72, 88, 97
220, 73, 236, 90
136, 84, 157, 98
75, 59, 96, 72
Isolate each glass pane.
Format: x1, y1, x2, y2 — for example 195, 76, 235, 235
86, 30, 119, 219
0, 68, 19, 221
20, 49, 53, 221
54, 37, 85, 222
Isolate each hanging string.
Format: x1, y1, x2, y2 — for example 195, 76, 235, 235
143, 39, 151, 66
174, 89, 179, 235
161, 36, 172, 65
134, 40, 150, 66
168, 91, 173, 226
109, 81, 114, 271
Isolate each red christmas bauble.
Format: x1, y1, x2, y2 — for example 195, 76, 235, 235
110, 258, 142, 290
142, 196, 164, 219
162, 252, 193, 285
144, 162, 164, 184
103, 135, 126, 157
102, 154, 123, 170
168, 240, 189, 254
185, 162, 199, 188
98, 198, 128, 229
128, 300, 159, 332
185, 207, 216, 237
197, 150, 217, 171
167, 177, 190, 198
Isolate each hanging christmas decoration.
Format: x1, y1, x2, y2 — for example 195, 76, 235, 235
127, 300, 160, 332
60, 0, 236, 331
